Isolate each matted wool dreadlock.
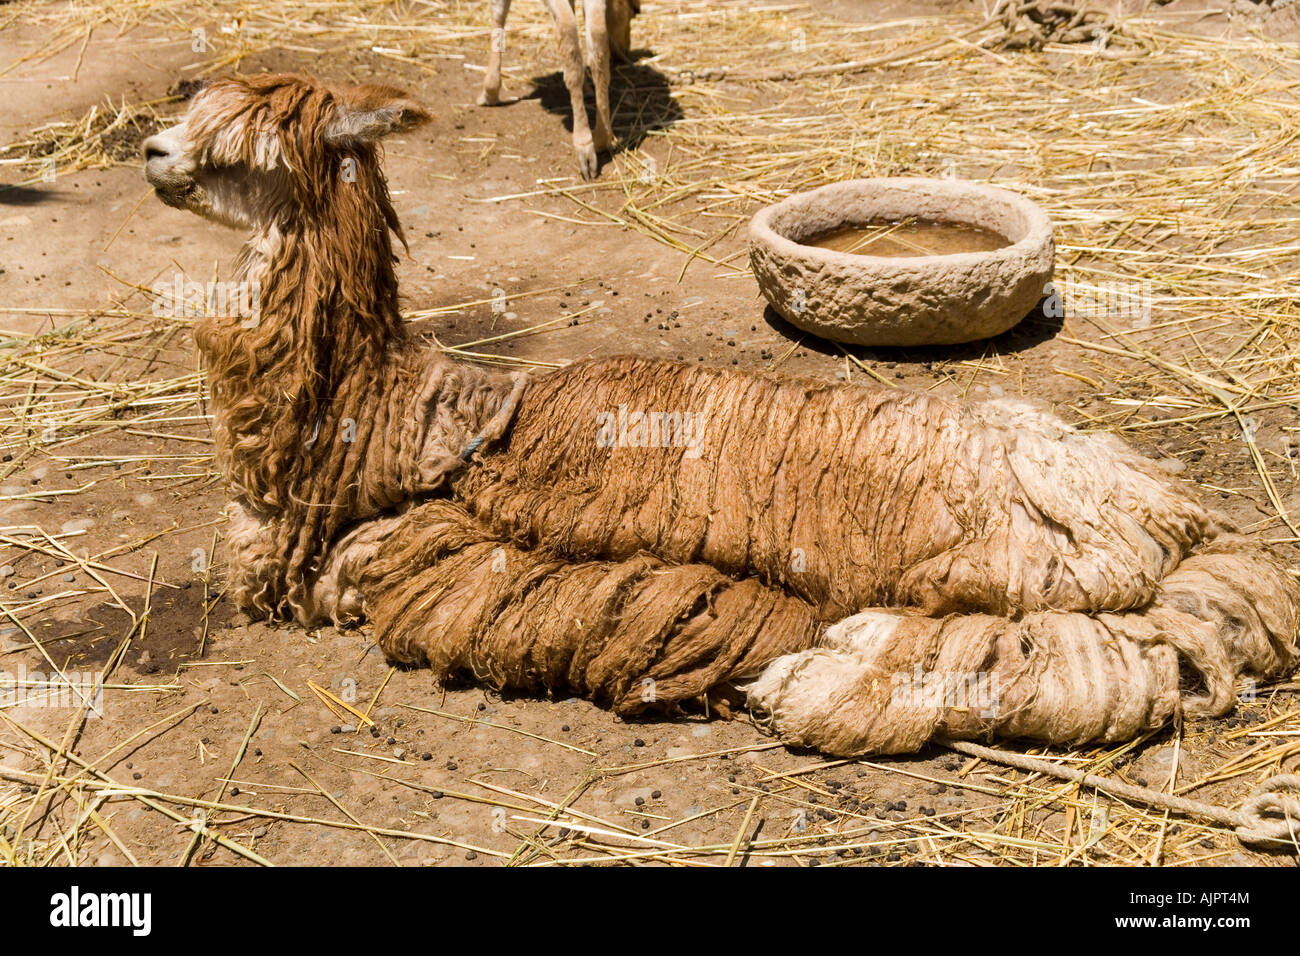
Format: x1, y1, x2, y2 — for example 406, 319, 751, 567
144, 74, 1299, 757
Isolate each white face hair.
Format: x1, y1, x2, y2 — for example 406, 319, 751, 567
144, 115, 290, 232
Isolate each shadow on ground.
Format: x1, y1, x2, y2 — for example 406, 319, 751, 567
761, 297, 1067, 366
526, 55, 684, 158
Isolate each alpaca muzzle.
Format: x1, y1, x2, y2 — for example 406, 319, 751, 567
143, 128, 196, 205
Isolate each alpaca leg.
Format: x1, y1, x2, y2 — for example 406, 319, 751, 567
479, 0, 513, 106
583, 0, 615, 153
222, 498, 304, 620
606, 0, 634, 62
544, 0, 599, 179
1153, 535, 1300, 687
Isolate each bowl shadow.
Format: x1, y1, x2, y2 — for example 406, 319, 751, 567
760, 296, 1066, 364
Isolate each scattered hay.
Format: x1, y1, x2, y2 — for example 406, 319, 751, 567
993, 0, 1115, 50
0, 98, 172, 186
0, 0, 1298, 866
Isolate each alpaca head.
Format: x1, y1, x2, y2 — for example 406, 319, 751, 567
143, 74, 430, 231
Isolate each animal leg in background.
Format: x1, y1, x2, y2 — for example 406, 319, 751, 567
544, 0, 600, 179
482, 0, 632, 177
606, 0, 637, 61
479, 0, 513, 106
583, 0, 615, 155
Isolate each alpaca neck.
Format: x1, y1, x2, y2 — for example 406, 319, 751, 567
203, 179, 523, 622
238, 210, 408, 392
200, 195, 410, 517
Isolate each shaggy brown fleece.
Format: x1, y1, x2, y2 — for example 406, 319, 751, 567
454, 356, 1219, 619
170, 75, 520, 618
339, 356, 1296, 753
747, 538, 1300, 755
148, 73, 1300, 757
348, 500, 820, 712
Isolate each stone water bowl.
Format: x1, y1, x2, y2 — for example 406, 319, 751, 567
748, 178, 1055, 347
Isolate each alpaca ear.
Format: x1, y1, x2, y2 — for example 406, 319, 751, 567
325, 89, 431, 145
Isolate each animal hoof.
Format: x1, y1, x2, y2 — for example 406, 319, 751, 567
478, 89, 500, 107
576, 144, 600, 180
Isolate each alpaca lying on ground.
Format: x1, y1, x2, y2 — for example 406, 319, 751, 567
143, 74, 1300, 756
479, 0, 640, 179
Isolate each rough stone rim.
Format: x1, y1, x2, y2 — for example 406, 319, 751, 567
749, 177, 1054, 271
746, 177, 1057, 346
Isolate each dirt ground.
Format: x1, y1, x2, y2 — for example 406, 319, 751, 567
0, 0, 1298, 867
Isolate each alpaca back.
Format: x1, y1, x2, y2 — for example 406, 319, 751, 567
455, 356, 1217, 619
339, 356, 1299, 753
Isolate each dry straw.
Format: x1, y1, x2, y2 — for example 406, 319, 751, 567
1, 0, 1298, 865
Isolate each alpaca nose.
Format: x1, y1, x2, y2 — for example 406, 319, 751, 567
143, 135, 174, 165
143, 127, 193, 196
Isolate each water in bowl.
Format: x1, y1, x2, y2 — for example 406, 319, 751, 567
808, 217, 1007, 257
